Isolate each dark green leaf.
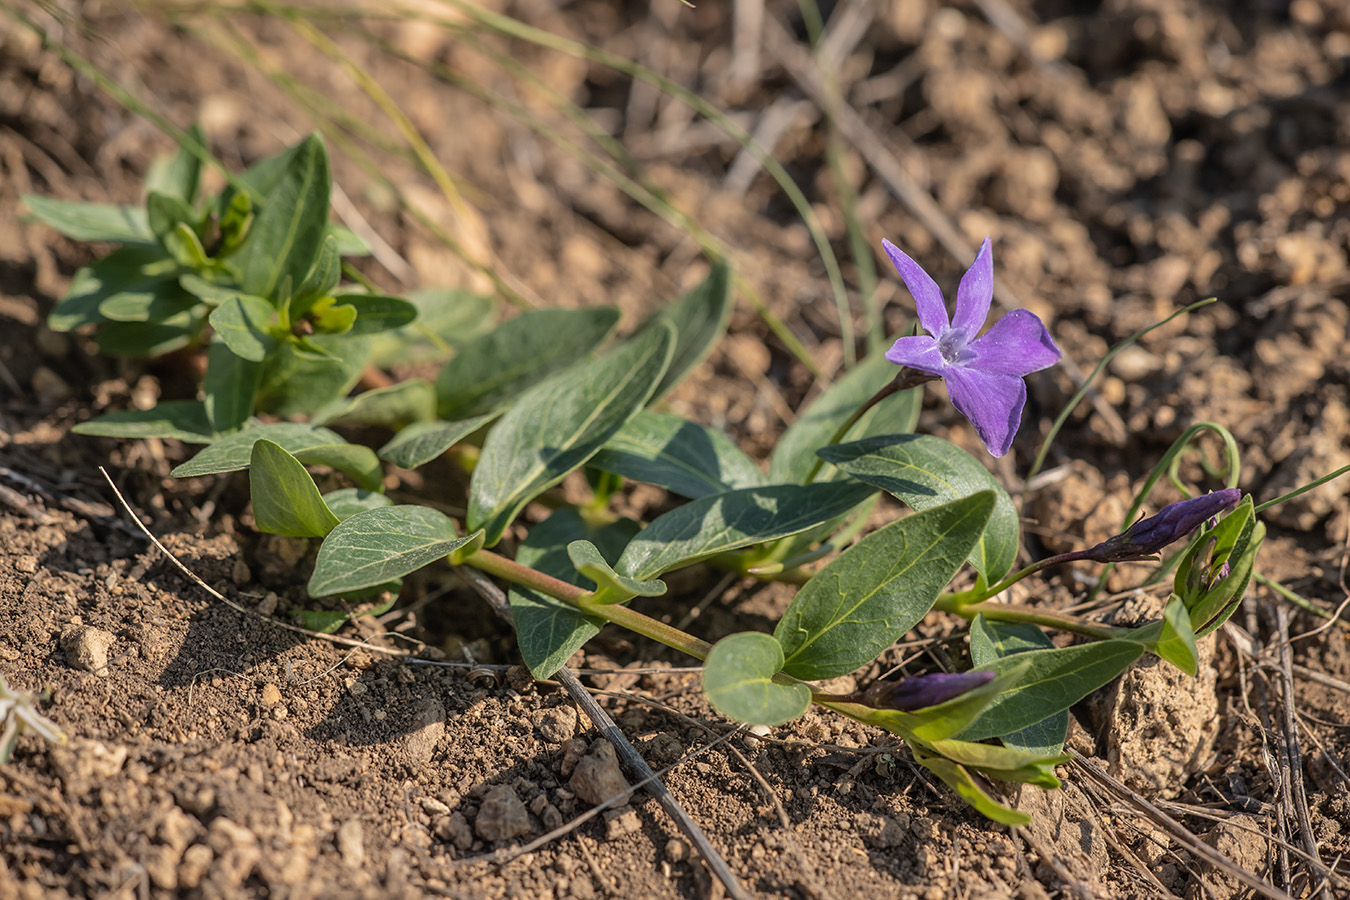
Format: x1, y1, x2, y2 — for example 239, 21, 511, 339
378, 414, 496, 470
1152, 596, 1198, 676
958, 641, 1144, 741
769, 353, 922, 484
235, 134, 331, 301
314, 379, 436, 428
322, 488, 394, 522
291, 234, 341, 317
146, 191, 197, 246
644, 259, 732, 399
566, 541, 666, 604
256, 334, 374, 417
172, 423, 345, 478
1176, 497, 1260, 637
369, 288, 496, 367
468, 322, 674, 546
50, 245, 182, 330
298, 586, 399, 634
309, 505, 475, 596
72, 401, 214, 443
968, 617, 1067, 756
818, 434, 1020, 583
209, 295, 277, 362
179, 274, 254, 307
589, 410, 765, 499
329, 294, 418, 335
249, 439, 340, 538
21, 195, 153, 245
616, 482, 876, 581
509, 509, 639, 679
775, 492, 995, 680
96, 315, 200, 357
435, 307, 620, 419
703, 632, 810, 726
203, 341, 261, 434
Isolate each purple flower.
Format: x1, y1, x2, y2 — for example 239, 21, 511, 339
1084, 489, 1242, 562
859, 670, 996, 711
883, 237, 1061, 457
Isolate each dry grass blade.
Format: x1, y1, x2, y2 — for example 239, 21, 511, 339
456, 567, 752, 900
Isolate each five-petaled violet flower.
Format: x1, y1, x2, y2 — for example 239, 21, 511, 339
883, 237, 1062, 457
1082, 489, 1242, 562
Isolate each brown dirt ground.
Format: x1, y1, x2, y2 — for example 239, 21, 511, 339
2, 1, 1349, 899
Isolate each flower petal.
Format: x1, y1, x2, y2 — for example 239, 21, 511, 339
882, 239, 949, 336
951, 237, 993, 337
884, 335, 947, 376
942, 366, 1026, 458
966, 309, 1061, 376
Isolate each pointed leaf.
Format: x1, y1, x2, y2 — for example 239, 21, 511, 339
378, 414, 496, 470
203, 342, 261, 433
72, 401, 214, 443
370, 288, 496, 367
326, 224, 370, 257
776, 492, 995, 680
249, 439, 340, 538
146, 191, 197, 246
292, 443, 383, 492
21, 195, 153, 245
329, 294, 418, 335
209, 295, 277, 362
322, 488, 394, 522
309, 505, 475, 596
235, 134, 331, 301
566, 541, 666, 603
1151, 596, 1199, 676
435, 307, 621, 419
508, 509, 639, 678
590, 410, 766, 499
969, 616, 1068, 756
314, 379, 436, 428
818, 434, 1020, 582
703, 632, 810, 727
468, 322, 675, 546
769, 353, 922, 483
919, 738, 1066, 789
616, 482, 875, 581
172, 423, 345, 477
256, 334, 374, 417
644, 260, 733, 399
291, 234, 341, 317
908, 745, 1031, 825
958, 641, 1145, 741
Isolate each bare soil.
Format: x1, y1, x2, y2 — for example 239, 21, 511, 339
2, 2, 1349, 899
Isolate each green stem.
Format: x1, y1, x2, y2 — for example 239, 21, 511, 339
803, 370, 936, 484
1254, 463, 1350, 514
934, 597, 1122, 642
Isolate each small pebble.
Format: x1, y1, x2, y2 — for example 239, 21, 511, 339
62, 626, 115, 676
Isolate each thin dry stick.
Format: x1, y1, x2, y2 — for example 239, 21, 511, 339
1273, 604, 1328, 897
1070, 753, 1297, 900
456, 567, 752, 900
99, 467, 411, 659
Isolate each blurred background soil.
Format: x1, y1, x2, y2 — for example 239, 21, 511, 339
1, 1, 1348, 898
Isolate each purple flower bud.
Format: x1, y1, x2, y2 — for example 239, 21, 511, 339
1084, 489, 1242, 562
860, 670, 996, 711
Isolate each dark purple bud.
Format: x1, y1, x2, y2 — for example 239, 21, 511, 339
1083, 489, 1241, 563
860, 670, 996, 712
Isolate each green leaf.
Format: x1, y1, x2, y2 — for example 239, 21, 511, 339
644, 260, 732, 399
290, 234, 341, 317
1176, 497, 1261, 637
49, 245, 182, 331
1136, 596, 1199, 676
143, 124, 204, 204
298, 586, 399, 634
377, 414, 496, 470
146, 191, 197, 246
209, 295, 277, 362
908, 745, 1031, 826
1195, 520, 1262, 639
255, 334, 374, 417
920, 738, 1066, 788
235, 134, 331, 301
21, 195, 153, 245
96, 315, 201, 357
216, 189, 254, 257
203, 341, 261, 434
589, 410, 766, 499
468, 322, 675, 546
313, 379, 436, 428
329, 294, 418, 335
775, 493, 995, 680
369, 288, 496, 367
769, 353, 922, 484
615, 482, 876, 581
322, 488, 394, 522
179, 274, 255, 307
958, 641, 1145, 741
968, 617, 1068, 756
71, 401, 214, 443
818, 434, 1020, 583
292, 443, 384, 493
566, 541, 666, 604
162, 222, 210, 270
509, 509, 639, 679
249, 439, 341, 538
326, 224, 370, 257
308, 505, 476, 596
435, 307, 621, 419
309, 296, 357, 335
702, 632, 810, 727
172, 423, 345, 477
